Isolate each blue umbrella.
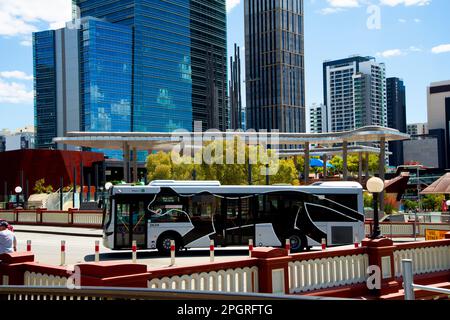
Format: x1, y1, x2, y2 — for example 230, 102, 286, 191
310, 159, 324, 167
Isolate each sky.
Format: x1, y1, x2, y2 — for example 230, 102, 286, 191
0, 0, 449, 132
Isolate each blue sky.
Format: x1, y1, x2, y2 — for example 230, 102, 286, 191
0, 0, 449, 132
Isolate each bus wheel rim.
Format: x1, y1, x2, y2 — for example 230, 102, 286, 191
289, 235, 301, 250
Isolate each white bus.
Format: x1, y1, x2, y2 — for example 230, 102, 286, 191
102, 180, 365, 254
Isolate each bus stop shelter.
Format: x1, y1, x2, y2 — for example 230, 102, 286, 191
54, 126, 410, 184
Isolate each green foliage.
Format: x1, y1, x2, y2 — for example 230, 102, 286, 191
421, 194, 445, 211
33, 179, 54, 194
403, 200, 419, 211
146, 138, 299, 185
384, 195, 398, 215
364, 192, 373, 208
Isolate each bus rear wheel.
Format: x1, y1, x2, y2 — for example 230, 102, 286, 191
157, 232, 182, 256
288, 233, 306, 253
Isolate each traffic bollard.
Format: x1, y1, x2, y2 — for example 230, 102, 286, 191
60, 240, 66, 266
210, 240, 215, 263
26, 240, 31, 252
249, 239, 254, 257
321, 238, 327, 250
95, 240, 100, 263
170, 240, 176, 266
285, 239, 291, 255
132, 240, 137, 264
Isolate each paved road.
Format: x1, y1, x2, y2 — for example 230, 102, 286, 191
14, 231, 251, 268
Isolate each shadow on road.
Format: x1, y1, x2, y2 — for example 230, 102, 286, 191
83, 248, 250, 262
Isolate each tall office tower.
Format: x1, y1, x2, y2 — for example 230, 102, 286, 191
229, 44, 243, 130
75, 0, 228, 132
386, 78, 406, 166
407, 123, 428, 136
427, 80, 450, 168
323, 56, 387, 133
309, 103, 326, 133
33, 26, 81, 150
245, 0, 306, 132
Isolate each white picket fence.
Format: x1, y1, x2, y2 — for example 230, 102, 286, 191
24, 271, 69, 287
148, 267, 259, 293
288, 254, 369, 293
72, 213, 103, 226
393, 245, 450, 277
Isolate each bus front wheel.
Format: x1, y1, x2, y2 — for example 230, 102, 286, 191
288, 233, 306, 253
157, 232, 182, 256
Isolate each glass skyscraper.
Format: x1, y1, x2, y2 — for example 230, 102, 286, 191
33, 31, 57, 149
75, 0, 227, 132
386, 77, 406, 166
33, 0, 227, 155
245, 0, 306, 132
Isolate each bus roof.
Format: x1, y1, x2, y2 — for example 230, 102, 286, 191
111, 181, 363, 195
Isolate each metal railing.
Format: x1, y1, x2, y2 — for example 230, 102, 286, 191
0, 286, 346, 301
402, 259, 450, 300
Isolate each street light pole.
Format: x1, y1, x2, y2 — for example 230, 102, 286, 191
367, 177, 385, 239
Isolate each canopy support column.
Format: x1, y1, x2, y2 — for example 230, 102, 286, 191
304, 142, 310, 185
343, 141, 348, 181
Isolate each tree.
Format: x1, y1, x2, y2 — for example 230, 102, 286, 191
33, 179, 54, 194
421, 194, 445, 211
364, 192, 373, 208
145, 138, 299, 185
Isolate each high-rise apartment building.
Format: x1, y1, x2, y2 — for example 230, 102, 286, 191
386, 77, 406, 166
34, 0, 228, 152
309, 103, 326, 133
323, 56, 387, 133
407, 123, 428, 136
245, 0, 306, 132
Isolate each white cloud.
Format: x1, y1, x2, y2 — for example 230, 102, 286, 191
0, 71, 33, 81
327, 0, 360, 7
376, 49, 405, 58
431, 44, 450, 54
380, 0, 431, 7
0, 0, 72, 38
226, 0, 241, 13
0, 78, 33, 104
409, 46, 422, 52
398, 18, 407, 23
318, 7, 345, 15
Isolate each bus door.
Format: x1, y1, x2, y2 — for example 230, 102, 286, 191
224, 198, 241, 245
114, 198, 147, 249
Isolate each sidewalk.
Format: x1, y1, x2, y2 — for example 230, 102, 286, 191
13, 225, 103, 238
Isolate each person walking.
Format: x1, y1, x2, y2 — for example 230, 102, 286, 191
0, 221, 17, 254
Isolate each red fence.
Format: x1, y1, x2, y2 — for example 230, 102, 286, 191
2, 234, 450, 299
0, 209, 103, 228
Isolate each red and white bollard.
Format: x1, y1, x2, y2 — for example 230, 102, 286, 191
95, 240, 100, 263
248, 239, 254, 257
354, 236, 359, 248
60, 240, 66, 266
132, 240, 137, 264
26, 240, 31, 252
321, 238, 327, 251
285, 239, 291, 255
210, 240, 215, 262
170, 240, 176, 266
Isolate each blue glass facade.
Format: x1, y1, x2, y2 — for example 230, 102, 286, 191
81, 18, 133, 133
80, 18, 133, 159
76, 0, 227, 133
33, 30, 57, 149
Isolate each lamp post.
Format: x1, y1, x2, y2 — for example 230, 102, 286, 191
15, 186, 22, 209
367, 177, 385, 239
